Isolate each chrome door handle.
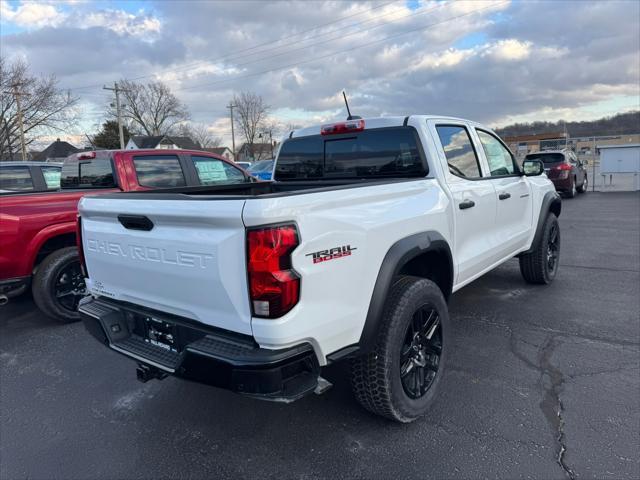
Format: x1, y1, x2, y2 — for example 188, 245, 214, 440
459, 199, 475, 210
498, 192, 511, 200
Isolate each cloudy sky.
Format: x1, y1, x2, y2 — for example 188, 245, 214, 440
1, 0, 639, 148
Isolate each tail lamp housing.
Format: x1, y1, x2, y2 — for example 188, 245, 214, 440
554, 163, 572, 179
247, 224, 300, 318
76, 216, 88, 277
321, 119, 365, 135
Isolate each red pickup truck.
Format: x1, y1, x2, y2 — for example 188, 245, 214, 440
0, 149, 251, 321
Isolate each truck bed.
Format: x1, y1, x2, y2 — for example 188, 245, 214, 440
90, 177, 425, 200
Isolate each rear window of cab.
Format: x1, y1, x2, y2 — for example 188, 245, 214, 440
275, 126, 427, 181
61, 157, 116, 188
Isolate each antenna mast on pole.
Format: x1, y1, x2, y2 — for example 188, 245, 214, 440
342, 90, 353, 120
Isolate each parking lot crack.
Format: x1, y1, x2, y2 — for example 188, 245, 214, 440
538, 335, 575, 480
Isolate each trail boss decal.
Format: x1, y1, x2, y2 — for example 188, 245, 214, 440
306, 245, 357, 264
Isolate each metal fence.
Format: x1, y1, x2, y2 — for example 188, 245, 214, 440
512, 134, 640, 192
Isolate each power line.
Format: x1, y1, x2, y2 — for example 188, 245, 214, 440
68, 0, 470, 99
66, 1, 399, 92
125, 0, 401, 83
175, 1, 507, 93
193, 0, 448, 78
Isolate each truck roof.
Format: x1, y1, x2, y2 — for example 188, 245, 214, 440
1, 161, 63, 167
289, 115, 485, 139
64, 149, 229, 161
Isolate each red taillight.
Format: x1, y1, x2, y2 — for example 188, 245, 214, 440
76, 216, 88, 277
554, 163, 572, 171
77, 151, 96, 160
247, 224, 300, 318
321, 119, 365, 135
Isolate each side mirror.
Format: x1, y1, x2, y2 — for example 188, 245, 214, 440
522, 159, 544, 176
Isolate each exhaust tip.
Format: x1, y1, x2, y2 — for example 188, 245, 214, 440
0, 295, 8, 306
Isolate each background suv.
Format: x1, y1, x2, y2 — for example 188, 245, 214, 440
524, 150, 588, 197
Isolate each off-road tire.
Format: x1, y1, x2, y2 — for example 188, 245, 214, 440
519, 213, 560, 285
32, 247, 83, 323
350, 276, 449, 423
577, 176, 588, 193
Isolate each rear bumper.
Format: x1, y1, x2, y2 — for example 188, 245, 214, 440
79, 296, 320, 402
550, 176, 573, 192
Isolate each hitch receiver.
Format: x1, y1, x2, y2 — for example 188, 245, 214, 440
136, 364, 168, 383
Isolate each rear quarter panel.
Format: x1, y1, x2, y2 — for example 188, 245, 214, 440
0, 191, 86, 278
243, 179, 451, 362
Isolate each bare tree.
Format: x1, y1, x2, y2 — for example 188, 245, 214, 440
113, 80, 189, 136
172, 122, 222, 148
233, 92, 270, 160
0, 56, 79, 160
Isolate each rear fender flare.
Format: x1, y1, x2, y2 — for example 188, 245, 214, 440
25, 222, 77, 274
358, 231, 453, 354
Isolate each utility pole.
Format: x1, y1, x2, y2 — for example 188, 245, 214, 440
226, 102, 236, 159
103, 82, 127, 149
11, 83, 28, 161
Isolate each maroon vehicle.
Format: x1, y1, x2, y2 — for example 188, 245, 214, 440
524, 150, 588, 198
0, 149, 250, 321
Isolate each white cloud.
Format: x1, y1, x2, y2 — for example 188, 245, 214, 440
81, 10, 161, 38
485, 39, 531, 61
413, 48, 476, 71
0, 0, 66, 28
2, 0, 638, 149
1, 1, 161, 39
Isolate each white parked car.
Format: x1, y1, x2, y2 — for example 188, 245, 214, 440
77, 115, 560, 422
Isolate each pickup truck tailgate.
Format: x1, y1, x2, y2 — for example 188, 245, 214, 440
79, 196, 252, 334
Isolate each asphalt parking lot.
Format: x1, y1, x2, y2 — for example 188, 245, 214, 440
1, 192, 638, 480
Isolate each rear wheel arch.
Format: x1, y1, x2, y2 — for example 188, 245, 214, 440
33, 233, 76, 269
359, 232, 453, 354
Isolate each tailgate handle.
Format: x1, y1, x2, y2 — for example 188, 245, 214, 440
118, 214, 154, 231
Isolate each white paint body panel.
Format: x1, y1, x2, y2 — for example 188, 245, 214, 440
79, 197, 253, 334
79, 115, 556, 366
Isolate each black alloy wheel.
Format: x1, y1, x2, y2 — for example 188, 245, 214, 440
400, 305, 442, 399
546, 222, 560, 275
52, 260, 86, 312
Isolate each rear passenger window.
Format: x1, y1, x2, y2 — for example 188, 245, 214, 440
41, 166, 61, 189
61, 158, 116, 188
191, 156, 246, 185
476, 130, 518, 176
435, 125, 481, 178
133, 155, 185, 188
0, 166, 33, 191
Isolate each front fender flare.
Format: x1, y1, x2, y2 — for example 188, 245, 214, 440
521, 190, 561, 255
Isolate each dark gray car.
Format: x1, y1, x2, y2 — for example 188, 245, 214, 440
0, 161, 62, 193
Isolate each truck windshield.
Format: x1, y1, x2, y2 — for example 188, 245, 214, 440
275, 126, 426, 181
526, 153, 565, 164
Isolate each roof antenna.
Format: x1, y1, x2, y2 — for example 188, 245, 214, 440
342, 90, 361, 120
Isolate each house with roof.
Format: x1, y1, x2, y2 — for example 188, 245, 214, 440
32, 138, 79, 162
125, 135, 201, 151
236, 142, 274, 163
201, 147, 234, 162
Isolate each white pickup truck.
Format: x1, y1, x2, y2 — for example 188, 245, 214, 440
77, 116, 561, 422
